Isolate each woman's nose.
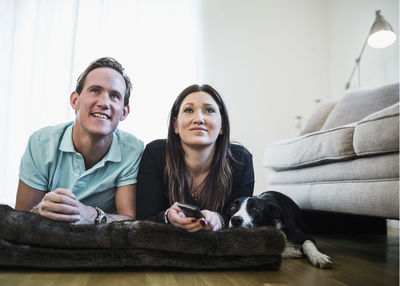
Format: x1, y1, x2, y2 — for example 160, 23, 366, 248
193, 110, 205, 124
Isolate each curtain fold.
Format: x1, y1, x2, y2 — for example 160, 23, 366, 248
0, 0, 198, 207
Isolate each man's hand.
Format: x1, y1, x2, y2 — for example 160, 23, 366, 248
31, 188, 81, 223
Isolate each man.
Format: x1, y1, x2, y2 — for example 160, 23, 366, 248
15, 57, 144, 224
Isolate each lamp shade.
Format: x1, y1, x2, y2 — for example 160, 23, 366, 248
367, 10, 397, 48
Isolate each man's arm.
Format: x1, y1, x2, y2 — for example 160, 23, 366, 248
16, 180, 81, 222
105, 184, 136, 222
15, 180, 45, 211
16, 180, 135, 224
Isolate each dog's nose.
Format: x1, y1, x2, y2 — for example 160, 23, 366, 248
230, 216, 243, 227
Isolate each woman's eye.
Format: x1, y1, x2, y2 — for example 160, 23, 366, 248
183, 108, 193, 113
205, 108, 215, 113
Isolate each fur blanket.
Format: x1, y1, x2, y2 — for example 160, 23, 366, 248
0, 205, 285, 270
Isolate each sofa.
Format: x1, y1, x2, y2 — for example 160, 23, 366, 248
263, 82, 399, 226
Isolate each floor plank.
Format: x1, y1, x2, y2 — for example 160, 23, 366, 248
0, 229, 398, 286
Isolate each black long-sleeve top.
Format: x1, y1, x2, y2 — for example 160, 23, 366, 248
136, 139, 255, 223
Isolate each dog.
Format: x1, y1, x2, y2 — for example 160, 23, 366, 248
227, 191, 332, 268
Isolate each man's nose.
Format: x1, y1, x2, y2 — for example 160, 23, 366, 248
97, 92, 111, 108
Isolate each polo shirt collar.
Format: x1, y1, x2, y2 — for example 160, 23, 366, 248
59, 122, 122, 163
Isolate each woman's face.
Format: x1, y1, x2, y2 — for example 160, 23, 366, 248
174, 91, 222, 150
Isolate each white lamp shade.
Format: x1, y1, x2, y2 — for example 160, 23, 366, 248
368, 30, 397, 48
367, 10, 397, 48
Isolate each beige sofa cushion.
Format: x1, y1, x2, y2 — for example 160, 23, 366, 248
300, 100, 337, 135
264, 124, 356, 171
354, 103, 399, 156
322, 82, 399, 130
269, 153, 399, 185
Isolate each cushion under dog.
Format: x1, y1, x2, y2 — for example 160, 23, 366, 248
0, 205, 285, 270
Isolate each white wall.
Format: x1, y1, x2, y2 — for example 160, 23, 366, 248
198, 0, 331, 195
329, 0, 399, 99
198, 0, 398, 195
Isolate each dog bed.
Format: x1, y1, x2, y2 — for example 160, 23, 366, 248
0, 204, 285, 270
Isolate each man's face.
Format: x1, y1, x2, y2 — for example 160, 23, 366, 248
70, 67, 129, 139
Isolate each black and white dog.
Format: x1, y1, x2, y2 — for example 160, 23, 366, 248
227, 191, 332, 268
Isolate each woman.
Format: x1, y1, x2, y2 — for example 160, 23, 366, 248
136, 84, 254, 232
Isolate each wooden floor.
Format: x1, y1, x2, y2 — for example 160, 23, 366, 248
0, 229, 398, 286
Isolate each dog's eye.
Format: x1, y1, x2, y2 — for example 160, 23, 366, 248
251, 206, 260, 213
230, 205, 238, 213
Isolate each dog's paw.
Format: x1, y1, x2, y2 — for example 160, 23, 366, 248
309, 253, 332, 269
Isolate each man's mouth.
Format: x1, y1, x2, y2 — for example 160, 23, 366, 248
92, 112, 110, 119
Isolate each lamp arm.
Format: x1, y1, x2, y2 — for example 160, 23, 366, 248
345, 36, 368, 90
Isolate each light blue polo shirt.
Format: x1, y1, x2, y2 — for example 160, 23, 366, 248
19, 121, 144, 213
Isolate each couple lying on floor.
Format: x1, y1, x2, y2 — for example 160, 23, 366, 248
15, 57, 254, 233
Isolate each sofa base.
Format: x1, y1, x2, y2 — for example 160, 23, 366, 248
302, 210, 388, 235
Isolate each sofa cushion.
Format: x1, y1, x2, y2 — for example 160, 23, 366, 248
321, 82, 399, 130
354, 103, 399, 155
264, 123, 356, 171
268, 153, 399, 185
300, 100, 337, 135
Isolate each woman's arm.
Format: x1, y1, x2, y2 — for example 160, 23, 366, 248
136, 140, 170, 221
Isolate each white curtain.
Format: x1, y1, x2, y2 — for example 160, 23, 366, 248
0, 0, 199, 207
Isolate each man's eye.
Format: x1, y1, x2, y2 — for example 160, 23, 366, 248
90, 88, 99, 93
110, 94, 120, 100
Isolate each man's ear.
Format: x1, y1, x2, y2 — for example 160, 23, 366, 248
120, 104, 130, 121
70, 91, 79, 110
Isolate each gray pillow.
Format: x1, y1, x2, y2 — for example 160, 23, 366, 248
322, 82, 399, 130
300, 100, 337, 135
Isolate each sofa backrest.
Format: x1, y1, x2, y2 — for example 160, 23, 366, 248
321, 82, 399, 130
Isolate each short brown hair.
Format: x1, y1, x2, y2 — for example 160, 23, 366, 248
75, 57, 132, 106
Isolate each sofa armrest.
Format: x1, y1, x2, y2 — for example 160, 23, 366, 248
354, 103, 399, 155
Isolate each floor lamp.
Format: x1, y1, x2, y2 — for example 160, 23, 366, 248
345, 10, 397, 90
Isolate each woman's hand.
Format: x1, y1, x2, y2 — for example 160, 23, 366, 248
167, 203, 225, 232
167, 202, 206, 232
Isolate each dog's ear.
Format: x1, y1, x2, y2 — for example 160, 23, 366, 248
266, 202, 283, 219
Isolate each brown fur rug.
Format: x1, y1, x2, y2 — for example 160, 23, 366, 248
0, 205, 285, 270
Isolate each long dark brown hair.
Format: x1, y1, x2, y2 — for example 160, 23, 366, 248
165, 84, 233, 212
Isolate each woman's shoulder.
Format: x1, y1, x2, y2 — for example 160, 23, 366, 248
145, 139, 167, 151
229, 143, 252, 160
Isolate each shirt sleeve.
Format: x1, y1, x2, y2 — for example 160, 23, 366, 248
19, 132, 48, 191
116, 135, 144, 187
136, 140, 170, 221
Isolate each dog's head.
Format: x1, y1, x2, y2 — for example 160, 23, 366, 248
226, 196, 283, 228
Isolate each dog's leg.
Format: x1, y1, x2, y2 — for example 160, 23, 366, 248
281, 242, 302, 258
302, 240, 332, 268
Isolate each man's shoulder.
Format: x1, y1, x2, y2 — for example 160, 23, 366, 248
115, 129, 145, 151
29, 122, 72, 144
